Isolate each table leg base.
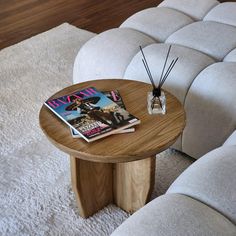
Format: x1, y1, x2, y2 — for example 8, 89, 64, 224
70, 156, 155, 218
113, 156, 155, 213
70, 156, 113, 218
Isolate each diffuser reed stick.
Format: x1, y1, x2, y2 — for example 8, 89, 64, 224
159, 45, 172, 85
140, 45, 178, 93
139, 44, 179, 115
142, 59, 156, 89
159, 57, 178, 88
139, 46, 156, 89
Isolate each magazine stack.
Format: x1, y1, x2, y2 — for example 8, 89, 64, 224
44, 87, 140, 142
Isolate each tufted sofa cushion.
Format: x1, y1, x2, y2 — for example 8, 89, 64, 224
204, 2, 236, 27
167, 145, 236, 224
158, 0, 219, 20
111, 137, 236, 236
73, 0, 236, 159
73, 28, 155, 82
224, 48, 236, 62
166, 21, 236, 61
111, 193, 236, 236
124, 43, 215, 104
120, 7, 193, 42
182, 62, 236, 157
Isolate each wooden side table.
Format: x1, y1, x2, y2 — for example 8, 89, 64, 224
39, 79, 185, 218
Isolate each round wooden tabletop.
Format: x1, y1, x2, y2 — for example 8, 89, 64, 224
39, 79, 186, 163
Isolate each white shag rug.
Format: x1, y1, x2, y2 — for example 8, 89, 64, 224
0, 23, 194, 236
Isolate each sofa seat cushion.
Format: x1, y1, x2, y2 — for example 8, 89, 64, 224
166, 21, 236, 61
168, 146, 236, 224
182, 62, 236, 158
111, 193, 236, 236
73, 28, 155, 84
120, 7, 193, 42
158, 0, 218, 20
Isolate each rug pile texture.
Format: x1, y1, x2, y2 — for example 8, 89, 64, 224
0, 23, 193, 236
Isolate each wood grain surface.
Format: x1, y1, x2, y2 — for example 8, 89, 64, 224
40, 79, 185, 217
39, 79, 186, 163
0, 0, 233, 49
70, 156, 113, 218
70, 154, 156, 217
0, 0, 160, 49
113, 156, 156, 213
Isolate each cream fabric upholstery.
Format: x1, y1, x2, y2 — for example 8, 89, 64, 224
182, 62, 236, 158
73, 0, 236, 234
73, 0, 236, 159
204, 2, 236, 27
224, 48, 236, 62
73, 28, 155, 82
166, 21, 236, 61
168, 146, 236, 224
158, 0, 218, 20
111, 194, 236, 236
112, 144, 236, 235
121, 7, 193, 42
224, 130, 236, 146
124, 43, 215, 104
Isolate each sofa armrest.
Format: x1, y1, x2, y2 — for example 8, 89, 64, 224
167, 145, 236, 224
111, 194, 236, 236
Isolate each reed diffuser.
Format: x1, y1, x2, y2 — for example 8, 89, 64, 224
140, 45, 178, 115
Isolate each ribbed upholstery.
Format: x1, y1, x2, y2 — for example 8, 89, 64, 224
158, 0, 218, 20
204, 2, 236, 27
120, 7, 193, 42
73, 28, 155, 82
73, 1, 236, 234
111, 143, 236, 235
166, 21, 236, 61
182, 62, 236, 158
224, 130, 236, 146
73, 0, 236, 159
224, 48, 236, 62
124, 43, 215, 104
167, 146, 236, 224
111, 194, 236, 236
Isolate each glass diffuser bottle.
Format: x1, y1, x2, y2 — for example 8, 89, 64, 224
147, 88, 166, 115
139, 45, 178, 115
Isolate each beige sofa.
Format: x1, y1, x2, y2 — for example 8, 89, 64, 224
73, 0, 236, 235
111, 133, 236, 235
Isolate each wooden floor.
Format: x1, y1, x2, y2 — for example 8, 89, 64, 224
0, 0, 161, 50
0, 0, 233, 50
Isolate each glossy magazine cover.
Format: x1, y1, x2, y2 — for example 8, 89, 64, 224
70, 90, 135, 138
45, 87, 140, 142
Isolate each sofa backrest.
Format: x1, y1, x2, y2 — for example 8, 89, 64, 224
73, 0, 236, 159
121, 0, 236, 158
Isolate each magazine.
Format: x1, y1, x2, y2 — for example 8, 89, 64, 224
70, 90, 135, 138
103, 90, 126, 109
45, 87, 140, 142
70, 126, 135, 138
